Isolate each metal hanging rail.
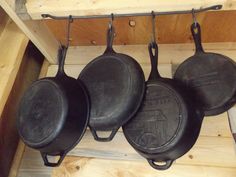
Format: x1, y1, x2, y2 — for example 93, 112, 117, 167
41, 5, 222, 20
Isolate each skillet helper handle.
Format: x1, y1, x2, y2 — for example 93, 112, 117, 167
147, 159, 173, 170
148, 42, 161, 80
40, 151, 66, 167
104, 25, 115, 54
191, 22, 204, 53
89, 127, 119, 142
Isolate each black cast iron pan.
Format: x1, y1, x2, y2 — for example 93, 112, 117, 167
174, 22, 236, 116
79, 23, 145, 142
123, 41, 204, 170
17, 17, 90, 166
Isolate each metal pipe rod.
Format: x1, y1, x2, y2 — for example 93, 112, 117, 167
42, 4, 222, 20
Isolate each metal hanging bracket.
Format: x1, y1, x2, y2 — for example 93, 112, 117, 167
192, 8, 198, 27
41, 5, 222, 20
151, 11, 156, 45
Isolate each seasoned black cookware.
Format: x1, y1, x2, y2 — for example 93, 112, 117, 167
123, 41, 204, 170
79, 22, 145, 142
174, 22, 236, 116
17, 46, 89, 167
17, 17, 90, 167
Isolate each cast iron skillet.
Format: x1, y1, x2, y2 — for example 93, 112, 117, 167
123, 42, 204, 170
79, 24, 145, 142
17, 46, 90, 167
174, 22, 236, 116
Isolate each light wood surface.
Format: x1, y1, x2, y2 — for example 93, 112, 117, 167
0, 19, 28, 117
53, 44, 236, 66
44, 10, 236, 46
51, 157, 236, 177
0, 6, 9, 36
26, 0, 236, 20
228, 106, 236, 142
0, 0, 59, 63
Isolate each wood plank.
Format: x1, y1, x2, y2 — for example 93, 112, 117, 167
228, 106, 236, 143
0, 0, 59, 63
44, 11, 236, 45
54, 44, 236, 65
51, 157, 236, 177
0, 43, 44, 177
0, 7, 9, 36
26, 0, 231, 20
17, 133, 236, 177
67, 131, 236, 167
0, 19, 28, 117
18, 153, 236, 177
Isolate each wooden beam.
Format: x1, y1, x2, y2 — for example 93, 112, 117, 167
0, 19, 28, 116
0, 42, 44, 177
0, 0, 59, 63
25, 0, 236, 20
228, 106, 236, 143
17, 155, 236, 177
50, 157, 236, 177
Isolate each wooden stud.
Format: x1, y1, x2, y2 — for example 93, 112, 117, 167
0, 0, 59, 64
0, 19, 28, 117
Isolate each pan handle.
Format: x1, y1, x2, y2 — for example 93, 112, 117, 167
148, 42, 161, 80
104, 25, 115, 54
147, 159, 173, 170
40, 151, 66, 167
89, 127, 119, 142
191, 22, 204, 53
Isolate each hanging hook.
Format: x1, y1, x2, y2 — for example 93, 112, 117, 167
65, 15, 73, 49
151, 11, 156, 45
109, 13, 114, 29
192, 8, 197, 27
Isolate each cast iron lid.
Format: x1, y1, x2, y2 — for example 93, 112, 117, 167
174, 23, 236, 115
17, 79, 68, 149
123, 42, 188, 154
123, 80, 187, 154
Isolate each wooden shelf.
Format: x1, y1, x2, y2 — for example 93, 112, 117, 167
25, 0, 236, 20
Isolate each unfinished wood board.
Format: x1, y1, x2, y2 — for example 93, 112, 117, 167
17, 134, 236, 177
0, 19, 28, 117
66, 131, 236, 167
44, 10, 236, 45
0, 0, 59, 63
26, 0, 235, 20
0, 7, 9, 36
0, 43, 44, 177
51, 157, 236, 177
228, 106, 236, 142
18, 154, 236, 177
55, 44, 236, 65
